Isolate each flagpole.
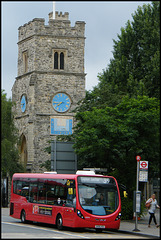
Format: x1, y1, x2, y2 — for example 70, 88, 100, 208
53, 1, 55, 19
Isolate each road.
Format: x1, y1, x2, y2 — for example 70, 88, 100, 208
2, 211, 153, 239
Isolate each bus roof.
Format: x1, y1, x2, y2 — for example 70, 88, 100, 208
12, 173, 113, 180
13, 173, 78, 180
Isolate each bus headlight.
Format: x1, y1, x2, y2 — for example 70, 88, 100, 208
115, 212, 121, 221
77, 210, 84, 219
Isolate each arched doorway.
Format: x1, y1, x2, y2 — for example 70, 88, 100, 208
20, 134, 27, 169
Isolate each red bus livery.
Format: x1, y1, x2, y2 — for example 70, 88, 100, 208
10, 171, 121, 230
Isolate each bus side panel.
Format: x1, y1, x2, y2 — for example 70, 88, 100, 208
10, 200, 76, 227
10, 194, 26, 219
25, 204, 55, 224
28, 205, 74, 227
26, 204, 67, 226
62, 206, 75, 228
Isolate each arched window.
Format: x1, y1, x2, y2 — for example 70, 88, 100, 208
54, 52, 58, 69
60, 52, 64, 69
53, 50, 65, 70
23, 51, 28, 73
20, 134, 27, 169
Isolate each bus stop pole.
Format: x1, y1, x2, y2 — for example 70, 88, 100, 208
51, 141, 54, 171
133, 156, 140, 231
54, 139, 57, 171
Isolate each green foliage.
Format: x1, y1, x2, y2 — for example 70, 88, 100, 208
1, 90, 24, 177
121, 196, 145, 220
121, 197, 133, 220
40, 160, 51, 171
73, 96, 160, 195
76, 2, 160, 115
96, 1, 160, 100
72, 2, 160, 199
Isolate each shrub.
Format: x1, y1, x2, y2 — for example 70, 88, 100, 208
121, 197, 133, 220
121, 196, 145, 220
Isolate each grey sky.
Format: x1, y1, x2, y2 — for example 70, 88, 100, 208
2, 1, 151, 99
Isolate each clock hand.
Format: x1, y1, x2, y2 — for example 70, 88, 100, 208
57, 102, 63, 106
53, 101, 63, 105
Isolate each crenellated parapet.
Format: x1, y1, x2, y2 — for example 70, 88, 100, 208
18, 11, 85, 42
49, 11, 69, 20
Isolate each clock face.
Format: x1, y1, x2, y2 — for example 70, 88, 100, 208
52, 93, 71, 113
21, 95, 27, 112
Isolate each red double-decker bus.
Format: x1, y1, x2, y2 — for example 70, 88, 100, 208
10, 171, 121, 231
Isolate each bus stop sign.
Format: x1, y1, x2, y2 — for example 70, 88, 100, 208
140, 161, 148, 170
136, 155, 141, 161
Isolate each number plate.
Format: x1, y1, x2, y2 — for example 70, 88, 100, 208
95, 225, 105, 229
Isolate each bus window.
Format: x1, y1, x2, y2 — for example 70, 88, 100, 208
46, 180, 56, 205
29, 182, 38, 203
21, 181, 29, 199
59, 186, 65, 197
78, 177, 119, 216
13, 180, 22, 195
107, 191, 118, 212
55, 185, 66, 205
38, 180, 47, 204
53, 179, 67, 205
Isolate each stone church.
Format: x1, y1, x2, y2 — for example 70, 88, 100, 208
12, 11, 86, 172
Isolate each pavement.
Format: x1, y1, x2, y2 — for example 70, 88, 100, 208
1, 207, 160, 238
119, 208, 160, 238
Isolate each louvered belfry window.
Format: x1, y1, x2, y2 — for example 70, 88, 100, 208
54, 51, 65, 70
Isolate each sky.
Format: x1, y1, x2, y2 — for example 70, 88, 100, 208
2, 1, 151, 99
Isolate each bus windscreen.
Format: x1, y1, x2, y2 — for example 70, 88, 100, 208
78, 176, 119, 216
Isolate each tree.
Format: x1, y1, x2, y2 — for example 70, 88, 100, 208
92, 1, 160, 107
73, 96, 160, 196
76, 2, 160, 116
72, 2, 160, 194
1, 90, 24, 177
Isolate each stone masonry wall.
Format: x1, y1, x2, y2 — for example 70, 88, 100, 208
12, 12, 86, 172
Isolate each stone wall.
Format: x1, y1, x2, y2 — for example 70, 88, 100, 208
12, 11, 86, 172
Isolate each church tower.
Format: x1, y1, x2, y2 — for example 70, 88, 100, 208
12, 11, 86, 172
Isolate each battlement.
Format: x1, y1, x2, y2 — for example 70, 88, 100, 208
49, 11, 69, 20
18, 11, 85, 42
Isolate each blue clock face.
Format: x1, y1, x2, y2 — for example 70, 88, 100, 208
21, 95, 27, 112
52, 93, 71, 112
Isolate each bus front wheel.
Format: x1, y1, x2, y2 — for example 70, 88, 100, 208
21, 210, 26, 223
56, 214, 63, 230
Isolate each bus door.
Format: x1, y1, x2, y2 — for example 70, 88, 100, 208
63, 180, 76, 225
63, 206, 75, 225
